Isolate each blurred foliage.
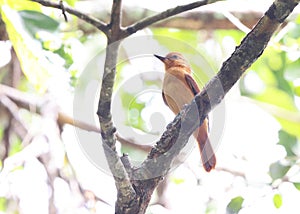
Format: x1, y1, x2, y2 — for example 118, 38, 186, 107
205, 201, 218, 214
269, 161, 290, 180
123, 91, 147, 130
294, 182, 300, 190
278, 130, 298, 157
0, 0, 81, 92
240, 47, 300, 138
2, 6, 52, 92
19, 10, 60, 36
0, 0, 300, 213
273, 193, 282, 209
0, 127, 3, 141
0, 197, 6, 212
7, 134, 22, 156
226, 196, 244, 214
152, 28, 219, 85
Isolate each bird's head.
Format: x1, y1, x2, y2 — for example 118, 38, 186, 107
154, 52, 190, 70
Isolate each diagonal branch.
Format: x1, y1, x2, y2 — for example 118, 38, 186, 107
23, 0, 300, 213
128, 0, 299, 211
30, 0, 109, 33
144, 0, 299, 173
122, 0, 223, 38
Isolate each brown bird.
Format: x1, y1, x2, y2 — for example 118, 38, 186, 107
154, 52, 216, 172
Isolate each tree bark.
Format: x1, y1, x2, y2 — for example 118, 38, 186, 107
29, 0, 300, 213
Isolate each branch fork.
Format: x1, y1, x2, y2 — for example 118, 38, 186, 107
28, 0, 300, 213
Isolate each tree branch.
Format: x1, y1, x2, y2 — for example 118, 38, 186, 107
96, 1, 138, 212
109, 0, 123, 41
127, 0, 299, 210
23, 0, 300, 213
0, 95, 28, 133
0, 84, 151, 151
122, 0, 222, 38
146, 0, 299, 170
30, 0, 109, 33
223, 11, 251, 33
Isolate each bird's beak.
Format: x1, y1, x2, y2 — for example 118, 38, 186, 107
154, 54, 166, 62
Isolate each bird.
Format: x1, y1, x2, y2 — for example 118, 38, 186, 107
154, 52, 216, 172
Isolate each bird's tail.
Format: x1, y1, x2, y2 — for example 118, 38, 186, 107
193, 126, 216, 172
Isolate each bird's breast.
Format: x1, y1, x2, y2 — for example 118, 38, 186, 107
163, 71, 194, 114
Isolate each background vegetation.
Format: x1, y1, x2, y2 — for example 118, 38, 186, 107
0, 0, 300, 213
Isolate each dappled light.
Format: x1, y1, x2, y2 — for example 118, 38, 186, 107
0, 0, 300, 213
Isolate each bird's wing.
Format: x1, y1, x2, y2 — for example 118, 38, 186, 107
162, 91, 169, 107
184, 73, 200, 96
185, 73, 210, 131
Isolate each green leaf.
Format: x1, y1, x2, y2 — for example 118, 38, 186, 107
121, 91, 147, 131
242, 45, 300, 138
273, 193, 282, 209
253, 88, 300, 138
152, 28, 199, 49
64, 0, 77, 7
171, 177, 185, 185
0, 127, 3, 141
254, 87, 297, 111
294, 86, 300, 97
19, 10, 59, 37
8, 134, 22, 156
0, 197, 7, 211
226, 196, 244, 214
265, 50, 284, 72
285, 60, 300, 81
54, 45, 74, 68
269, 161, 290, 180
1, 6, 55, 92
277, 130, 297, 157
285, 22, 300, 39
293, 183, 300, 191
214, 29, 245, 46
1, 0, 41, 11
276, 116, 300, 139
205, 201, 218, 214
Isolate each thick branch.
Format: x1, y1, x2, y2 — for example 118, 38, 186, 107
96, 1, 138, 212
76, 5, 264, 33
146, 0, 299, 171
128, 0, 299, 210
24, 0, 300, 213
109, 0, 123, 41
30, 0, 109, 33
122, 0, 222, 38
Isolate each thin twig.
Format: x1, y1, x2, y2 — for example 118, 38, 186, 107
30, 0, 109, 33
129, 0, 299, 211
19, 0, 300, 212
223, 11, 251, 33
59, 0, 68, 22
0, 84, 150, 151
0, 95, 28, 133
143, 0, 298, 166
216, 166, 246, 178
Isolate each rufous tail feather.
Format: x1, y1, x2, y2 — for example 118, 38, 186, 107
193, 128, 216, 172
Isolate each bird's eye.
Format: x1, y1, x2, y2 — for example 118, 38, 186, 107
170, 55, 179, 59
